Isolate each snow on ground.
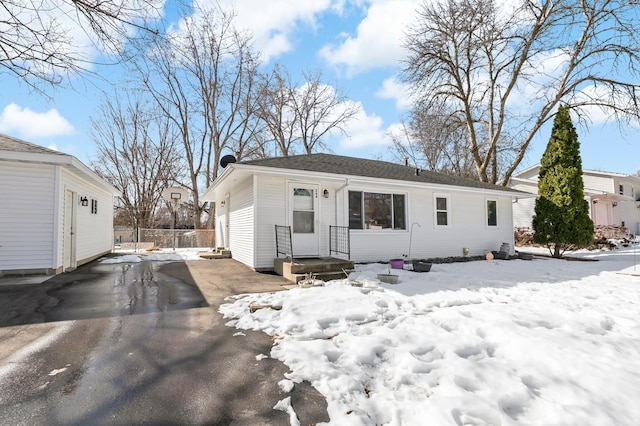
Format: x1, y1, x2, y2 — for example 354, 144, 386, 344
220, 245, 640, 426
103, 248, 208, 263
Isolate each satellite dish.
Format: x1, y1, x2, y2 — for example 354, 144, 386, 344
161, 187, 189, 205
220, 154, 237, 168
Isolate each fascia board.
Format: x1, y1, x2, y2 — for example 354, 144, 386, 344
69, 157, 121, 196
584, 169, 630, 178
226, 163, 529, 198
1, 150, 120, 196
512, 164, 540, 178
202, 165, 236, 201
0, 150, 73, 165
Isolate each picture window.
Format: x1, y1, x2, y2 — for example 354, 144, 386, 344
348, 191, 406, 230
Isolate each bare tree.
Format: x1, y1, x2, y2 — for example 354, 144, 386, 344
90, 96, 183, 232
257, 66, 359, 156
0, 0, 163, 90
134, 4, 261, 228
403, 0, 640, 185
256, 64, 298, 156
295, 70, 359, 154
389, 104, 477, 178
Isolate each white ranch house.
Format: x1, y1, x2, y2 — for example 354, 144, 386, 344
203, 154, 526, 271
0, 134, 119, 276
509, 165, 640, 234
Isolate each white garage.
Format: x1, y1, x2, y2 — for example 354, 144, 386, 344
0, 134, 119, 277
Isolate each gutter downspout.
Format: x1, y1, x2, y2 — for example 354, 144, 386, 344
335, 179, 350, 226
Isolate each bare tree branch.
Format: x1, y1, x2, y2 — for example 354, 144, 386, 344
0, 0, 163, 92
403, 0, 640, 185
90, 94, 183, 230
257, 66, 359, 156
132, 3, 261, 228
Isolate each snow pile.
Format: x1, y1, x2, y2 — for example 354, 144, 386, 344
221, 247, 640, 425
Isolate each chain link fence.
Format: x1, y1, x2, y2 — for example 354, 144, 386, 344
137, 229, 216, 249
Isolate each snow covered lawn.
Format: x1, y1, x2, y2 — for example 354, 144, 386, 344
220, 246, 640, 425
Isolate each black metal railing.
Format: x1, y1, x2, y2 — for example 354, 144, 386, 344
329, 225, 350, 259
275, 225, 293, 259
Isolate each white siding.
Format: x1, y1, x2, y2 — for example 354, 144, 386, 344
612, 199, 640, 233
318, 183, 338, 256
618, 179, 640, 234
253, 176, 341, 269
214, 198, 227, 249
346, 185, 515, 262
255, 175, 286, 269
583, 173, 614, 194
229, 176, 255, 268
510, 181, 538, 229
59, 168, 114, 267
0, 161, 56, 271
227, 172, 518, 269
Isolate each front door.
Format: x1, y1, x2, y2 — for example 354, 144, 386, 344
289, 183, 319, 257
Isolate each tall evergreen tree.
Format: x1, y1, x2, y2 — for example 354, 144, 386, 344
532, 105, 593, 258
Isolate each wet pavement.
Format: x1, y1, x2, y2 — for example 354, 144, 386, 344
1, 260, 208, 326
0, 257, 329, 425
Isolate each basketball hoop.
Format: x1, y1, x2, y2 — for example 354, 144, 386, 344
161, 187, 190, 251
161, 187, 189, 207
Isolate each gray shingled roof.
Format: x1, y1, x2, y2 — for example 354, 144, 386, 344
240, 153, 518, 193
0, 133, 66, 156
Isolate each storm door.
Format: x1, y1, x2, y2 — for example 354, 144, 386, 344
288, 183, 319, 257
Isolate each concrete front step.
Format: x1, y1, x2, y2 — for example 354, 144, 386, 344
274, 257, 355, 283
198, 249, 232, 260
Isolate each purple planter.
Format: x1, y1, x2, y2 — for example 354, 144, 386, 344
390, 259, 404, 269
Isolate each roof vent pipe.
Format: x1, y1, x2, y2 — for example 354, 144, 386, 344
404, 157, 409, 166
415, 168, 420, 176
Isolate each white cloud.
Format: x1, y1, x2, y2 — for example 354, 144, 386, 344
337, 103, 394, 149
376, 76, 415, 109
200, 0, 340, 62
573, 85, 637, 126
319, 0, 420, 76
0, 103, 74, 139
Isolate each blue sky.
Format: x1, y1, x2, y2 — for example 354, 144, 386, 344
1, 0, 638, 175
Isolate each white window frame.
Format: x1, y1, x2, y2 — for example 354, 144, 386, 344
434, 194, 450, 228
486, 198, 498, 228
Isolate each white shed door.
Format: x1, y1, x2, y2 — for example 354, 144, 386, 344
63, 190, 77, 270
289, 183, 319, 257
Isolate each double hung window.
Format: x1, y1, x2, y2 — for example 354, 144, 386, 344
435, 195, 449, 226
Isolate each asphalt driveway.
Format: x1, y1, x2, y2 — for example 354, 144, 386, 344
0, 257, 329, 425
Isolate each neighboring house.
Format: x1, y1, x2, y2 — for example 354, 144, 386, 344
202, 153, 526, 271
509, 164, 640, 234
0, 134, 120, 276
